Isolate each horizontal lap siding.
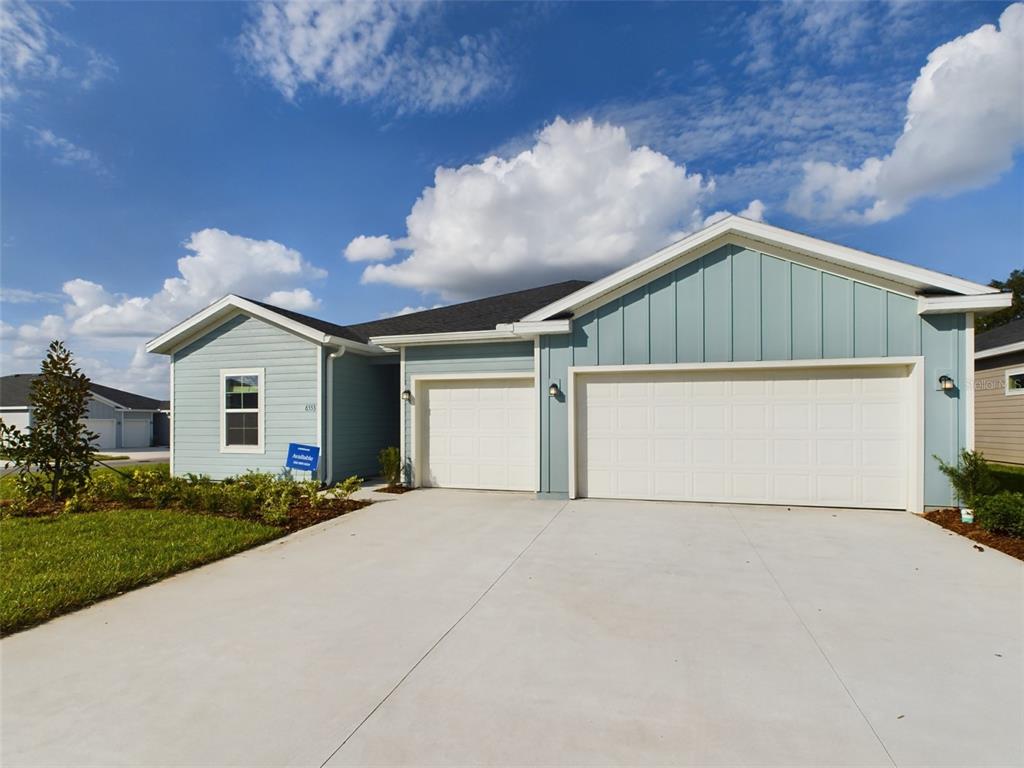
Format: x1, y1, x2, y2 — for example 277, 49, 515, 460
974, 362, 1024, 466
403, 341, 534, 486
540, 243, 966, 506
172, 314, 319, 480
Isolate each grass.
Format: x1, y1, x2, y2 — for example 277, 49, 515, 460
1, 507, 281, 635
991, 463, 1024, 494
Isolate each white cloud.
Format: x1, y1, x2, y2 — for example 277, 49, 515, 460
701, 199, 766, 228
264, 288, 321, 311
238, 1, 505, 113
355, 117, 713, 300
0, 0, 115, 99
789, 4, 1024, 223
29, 127, 108, 175
344, 235, 396, 262
378, 304, 444, 318
0, 287, 62, 304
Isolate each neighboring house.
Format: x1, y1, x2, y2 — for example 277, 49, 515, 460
147, 216, 1012, 511
973, 317, 1024, 466
0, 374, 168, 451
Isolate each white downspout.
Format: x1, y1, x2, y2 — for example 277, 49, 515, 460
325, 348, 345, 486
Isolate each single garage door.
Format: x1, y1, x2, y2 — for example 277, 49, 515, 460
577, 365, 913, 510
122, 418, 151, 448
83, 418, 116, 451
420, 378, 535, 491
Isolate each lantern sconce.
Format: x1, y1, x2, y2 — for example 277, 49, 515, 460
401, 389, 412, 402
937, 375, 955, 392
548, 383, 560, 398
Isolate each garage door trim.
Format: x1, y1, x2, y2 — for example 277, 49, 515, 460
567, 356, 925, 512
409, 371, 537, 491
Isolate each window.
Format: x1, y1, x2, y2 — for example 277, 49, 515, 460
1007, 366, 1024, 396
221, 369, 264, 452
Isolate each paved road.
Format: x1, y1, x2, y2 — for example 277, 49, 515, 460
3, 490, 1022, 766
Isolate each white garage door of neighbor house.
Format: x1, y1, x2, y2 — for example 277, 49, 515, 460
421, 379, 535, 491
122, 419, 150, 448
83, 419, 117, 451
577, 366, 914, 510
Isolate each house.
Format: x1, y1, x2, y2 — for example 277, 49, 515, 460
0, 374, 169, 451
973, 317, 1024, 466
147, 216, 1012, 511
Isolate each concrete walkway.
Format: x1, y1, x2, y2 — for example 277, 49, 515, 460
2, 491, 1021, 767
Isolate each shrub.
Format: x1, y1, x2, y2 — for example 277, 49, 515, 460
935, 450, 997, 508
378, 447, 401, 487
334, 475, 362, 500
299, 479, 324, 509
991, 464, 1024, 494
974, 492, 1024, 538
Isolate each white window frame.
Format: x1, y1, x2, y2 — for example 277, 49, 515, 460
1006, 366, 1024, 397
220, 368, 265, 454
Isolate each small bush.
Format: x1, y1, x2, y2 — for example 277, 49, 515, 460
935, 450, 997, 507
334, 475, 362, 500
975, 492, 1024, 538
378, 447, 401, 487
991, 464, 1024, 494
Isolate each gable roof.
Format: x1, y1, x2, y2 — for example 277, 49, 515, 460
0, 374, 163, 410
146, 280, 590, 354
521, 215, 1006, 322
976, 317, 1024, 358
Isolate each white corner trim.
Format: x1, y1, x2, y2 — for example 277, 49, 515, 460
169, 360, 174, 476
315, 348, 323, 483
522, 215, 997, 322
975, 340, 1024, 359
965, 313, 975, 450
218, 367, 265, 454
917, 293, 1013, 315
399, 346, 406, 484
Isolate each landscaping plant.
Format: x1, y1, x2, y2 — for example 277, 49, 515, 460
974, 492, 1024, 538
0, 341, 97, 502
935, 450, 997, 509
378, 446, 401, 487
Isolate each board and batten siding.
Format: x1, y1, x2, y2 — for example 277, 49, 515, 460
172, 314, 319, 479
540, 243, 968, 507
331, 353, 400, 480
974, 351, 1024, 466
402, 341, 534, 485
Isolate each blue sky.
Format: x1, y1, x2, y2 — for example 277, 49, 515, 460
1, 1, 1021, 396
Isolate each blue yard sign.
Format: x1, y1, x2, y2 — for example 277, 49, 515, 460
285, 443, 320, 473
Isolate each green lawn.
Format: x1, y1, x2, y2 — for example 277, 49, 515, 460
1, 507, 281, 635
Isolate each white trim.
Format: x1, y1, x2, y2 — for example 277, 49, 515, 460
511, 320, 572, 337
1006, 365, 1024, 396
407, 371, 536, 490
0, 406, 31, 411
146, 295, 386, 356
566, 357, 925, 514
219, 367, 265, 454
965, 314, 975, 450
324, 348, 345, 486
315, 348, 323, 483
534, 339, 542, 493
399, 346, 406, 485
976, 340, 1024, 359
370, 320, 571, 349
917, 293, 1012, 315
169, 360, 174, 475
522, 215, 997, 322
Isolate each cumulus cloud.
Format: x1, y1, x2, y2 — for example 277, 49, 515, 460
0, 0, 115, 99
344, 235, 396, 262
237, 1, 505, 113
29, 127, 108, 175
264, 288, 321, 311
353, 117, 713, 300
789, 4, 1024, 223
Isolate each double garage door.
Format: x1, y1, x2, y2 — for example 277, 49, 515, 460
577, 366, 913, 510
416, 366, 914, 510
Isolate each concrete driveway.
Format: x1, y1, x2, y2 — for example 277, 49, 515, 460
2, 491, 1022, 767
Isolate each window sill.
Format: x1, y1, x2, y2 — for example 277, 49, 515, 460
219, 446, 266, 454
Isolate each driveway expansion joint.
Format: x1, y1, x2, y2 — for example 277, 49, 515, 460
317, 499, 570, 767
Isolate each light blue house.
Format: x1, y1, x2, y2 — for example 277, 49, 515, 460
148, 216, 1010, 510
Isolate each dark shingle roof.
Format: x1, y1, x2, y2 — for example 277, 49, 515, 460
0, 374, 163, 410
245, 280, 590, 345
976, 317, 1024, 353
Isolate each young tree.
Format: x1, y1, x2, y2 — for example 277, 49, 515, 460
977, 268, 1023, 333
0, 341, 97, 501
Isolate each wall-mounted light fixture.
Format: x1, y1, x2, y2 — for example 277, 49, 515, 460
938, 375, 955, 392
548, 383, 560, 398
401, 389, 412, 402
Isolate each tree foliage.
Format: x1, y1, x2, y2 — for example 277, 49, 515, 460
977, 268, 1023, 333
0, 341, 97, 501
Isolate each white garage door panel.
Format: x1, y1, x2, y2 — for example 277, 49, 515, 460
122, 419, 150, 448
578, 367, 911, 509
422, 380, 535, 491
83, 419, 116, 452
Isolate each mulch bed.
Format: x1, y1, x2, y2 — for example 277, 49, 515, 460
377, 485, 413, 494
279, 498, 370, 531
923, 508, 1024, 562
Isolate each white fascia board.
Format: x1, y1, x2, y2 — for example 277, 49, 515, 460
88, 391, 128, 410
522, 215, 997, 322
976, 340, 1024, 359
370, 320, 571, 348
917, 293, 1013, 315
511, 319, 571, 336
